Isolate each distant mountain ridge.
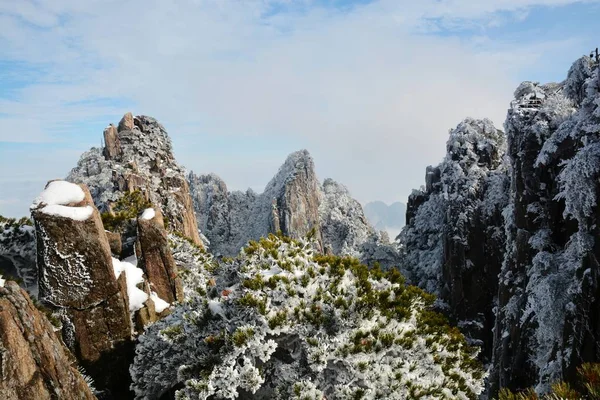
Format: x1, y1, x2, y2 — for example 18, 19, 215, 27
188, 150, 401, 268
363, 201, 406, 238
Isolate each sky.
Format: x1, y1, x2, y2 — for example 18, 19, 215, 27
0, 0, 599, 217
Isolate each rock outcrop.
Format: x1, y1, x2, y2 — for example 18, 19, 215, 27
0, 280, 97, 400
68, 113, 202, 247
30, 180, 133, 397
400, 118, 509, 362
491, 58, 598, 393
136, 208, 183, 304
188, 150, 397, 265
400, 56, 600, 395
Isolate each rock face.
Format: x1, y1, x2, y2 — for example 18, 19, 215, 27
136, 208, 183, 304
0, 280, 97, 400
400, 118, 508, 362
400, 56, 600, 395
188, 150, 397, 266
30, 180, 133, 396
68, 113, 202, 247
491, 58, 599, 393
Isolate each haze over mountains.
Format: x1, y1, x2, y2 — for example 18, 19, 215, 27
363, 201, 406, 239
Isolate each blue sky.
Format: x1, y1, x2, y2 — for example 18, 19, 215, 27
1, 0, 599, 217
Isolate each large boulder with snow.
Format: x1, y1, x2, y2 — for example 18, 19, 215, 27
0, 280, 97, 400
30, 180, 133, 396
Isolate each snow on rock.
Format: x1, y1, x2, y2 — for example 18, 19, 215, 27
0, 275, 4, 287
150, 291, 170, 313
39, 204, 94, 221
31, 181, 93, 221
140, 208, 155, 220
112, 257, 148, 312
31, 180, 85, 208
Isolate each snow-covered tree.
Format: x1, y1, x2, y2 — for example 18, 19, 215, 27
131, 234, 485, 399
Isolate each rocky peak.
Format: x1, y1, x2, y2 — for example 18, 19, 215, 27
263, 149, 322, 242
102, 124, 122, 160
68, 112, 202, 247
118, 111, 135, 132
189, 150, 396, 266
401, 118, 508, 364
446, 117, 505, 170
490, 57, 600, 393
0, 280, 97, 400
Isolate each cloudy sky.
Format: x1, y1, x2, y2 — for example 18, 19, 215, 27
0, 0, 598, 217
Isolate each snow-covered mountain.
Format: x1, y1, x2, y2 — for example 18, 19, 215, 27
400, 55, 600, 396
189, 150, 401, 268
2, 55, 600, 400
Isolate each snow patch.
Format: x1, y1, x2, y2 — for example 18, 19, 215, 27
140, 208, 156, 220
40, 204, 94, 221
32, 180, 86, 208
112, 257, 149, 312
150, 291, 170, 313
31, 180, 94, 221
0, 275, 4, 287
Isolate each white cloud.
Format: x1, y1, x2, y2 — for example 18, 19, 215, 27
0, 0, 594, 215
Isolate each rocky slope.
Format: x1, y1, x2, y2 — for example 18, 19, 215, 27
67, 112, 202, 248
0, 280, 96, 400
188, 150, 400, 267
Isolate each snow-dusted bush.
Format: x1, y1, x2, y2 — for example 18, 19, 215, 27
131, 234, 485, 399
0, 215, 37, 295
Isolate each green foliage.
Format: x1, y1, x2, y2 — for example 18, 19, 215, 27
0, 215, 33, 228
498, 363, 600, 400
32, 299, 62, 328
100, 190, 152, 232
231, 326, 255, 347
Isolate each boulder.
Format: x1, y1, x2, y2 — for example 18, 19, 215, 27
102, 124, 122, 160
136, 208, 183, 304
117, 112, 135, 132
0, 280, 96, 400
30, 180, 133, 397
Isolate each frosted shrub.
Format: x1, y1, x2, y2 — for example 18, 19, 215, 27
131, 234, 485, 399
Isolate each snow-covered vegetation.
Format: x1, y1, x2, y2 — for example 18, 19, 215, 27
0, 215, 37, 295
131, 234, 485, 399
